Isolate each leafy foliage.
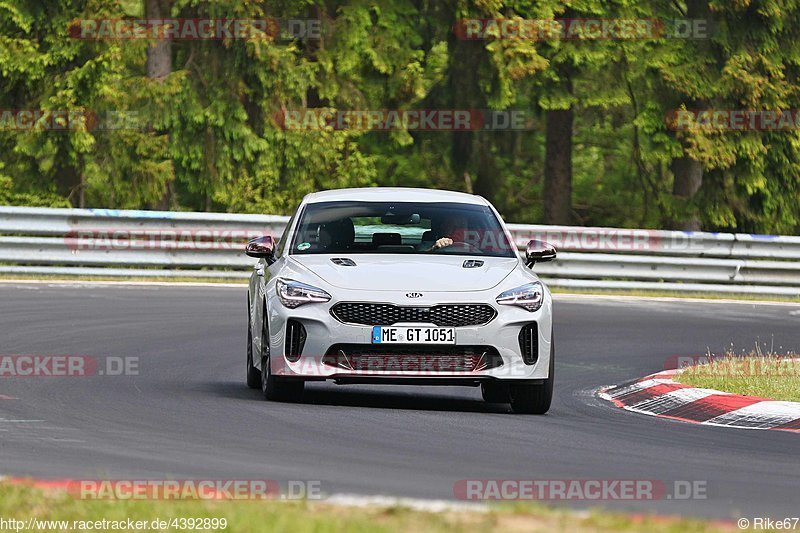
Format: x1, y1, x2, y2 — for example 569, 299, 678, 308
0, 0, 797, 234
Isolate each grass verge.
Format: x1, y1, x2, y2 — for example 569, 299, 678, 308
676, 355, 800, 402
0, 482, 739, 533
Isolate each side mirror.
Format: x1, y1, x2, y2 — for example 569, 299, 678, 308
525, 239, 556, 267
245, 236, 276, 264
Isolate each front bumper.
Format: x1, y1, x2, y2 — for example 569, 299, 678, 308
266, 288, 553, 381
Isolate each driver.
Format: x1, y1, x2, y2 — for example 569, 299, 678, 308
429, 214, 468, 251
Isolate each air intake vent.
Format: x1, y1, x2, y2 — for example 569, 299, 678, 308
518, 323, 538, 365
285, 319, 307, 363
462, 260, 484, 268
323, 344, 503, 372
331, 258, 357, 266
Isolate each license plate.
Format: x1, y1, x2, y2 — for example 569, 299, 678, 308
372, 326, 456, 344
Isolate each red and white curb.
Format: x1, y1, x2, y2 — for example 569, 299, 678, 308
599, 369, 800, 432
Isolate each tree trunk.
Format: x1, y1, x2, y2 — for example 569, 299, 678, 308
78, 171, 85, 208
544, 107, 574, 225
668, 0, 708, 231
473, 133, 499, 201
670, 156, 703, 230
146, 0, 173, 209
145, 0, 172, 79
447, 37, 482, 194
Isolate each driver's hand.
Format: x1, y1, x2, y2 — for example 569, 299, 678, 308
432, 237, 453, 250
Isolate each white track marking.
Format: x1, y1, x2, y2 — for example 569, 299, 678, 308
324, 494, 488, 513
704, 401, 800, 429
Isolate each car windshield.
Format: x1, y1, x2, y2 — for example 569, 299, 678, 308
290, 201, 516, 258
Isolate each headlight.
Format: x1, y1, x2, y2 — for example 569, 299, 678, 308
496, 282, 544, 312
276, 279, 331, 309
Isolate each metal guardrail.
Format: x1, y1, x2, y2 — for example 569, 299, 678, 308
0, 205, 798, 296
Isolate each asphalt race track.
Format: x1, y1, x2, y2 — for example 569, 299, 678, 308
1, 283, 798, 519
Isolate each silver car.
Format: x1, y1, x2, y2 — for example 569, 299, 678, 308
245, 187, 556, 413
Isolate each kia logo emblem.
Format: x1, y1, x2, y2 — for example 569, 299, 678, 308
406, 292, 423, 298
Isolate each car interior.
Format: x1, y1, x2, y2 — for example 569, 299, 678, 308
291, 202, 515, 256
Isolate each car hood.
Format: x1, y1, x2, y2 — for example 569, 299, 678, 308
288, 254, 520, 292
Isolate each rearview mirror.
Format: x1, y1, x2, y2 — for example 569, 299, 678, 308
525, 240, 556, 267
380, 212, 421, 225
245, 236, 276, 264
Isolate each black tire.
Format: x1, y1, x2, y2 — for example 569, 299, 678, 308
261, 355, 304, 402
481, 381, 510, 403
260, 313, 304, 402
246, 304, 261, 389
510, 335, 554, 414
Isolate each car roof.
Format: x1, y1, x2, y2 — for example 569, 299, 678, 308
303, 187, 488, 206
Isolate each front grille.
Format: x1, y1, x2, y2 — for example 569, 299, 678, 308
323, 345, 502, 372
519, 323, 538, 365
330, 303, 496, 327
285, 319, 306, 362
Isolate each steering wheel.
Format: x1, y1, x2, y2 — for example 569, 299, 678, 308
433, 241, 482, 253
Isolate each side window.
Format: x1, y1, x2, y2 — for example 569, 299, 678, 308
275, 207, 299, 258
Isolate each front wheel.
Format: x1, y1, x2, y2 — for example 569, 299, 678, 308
246, 308, 261, 389
509, 336, 554, 414
259, 314, 304, 402
261, 355, 304, 402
